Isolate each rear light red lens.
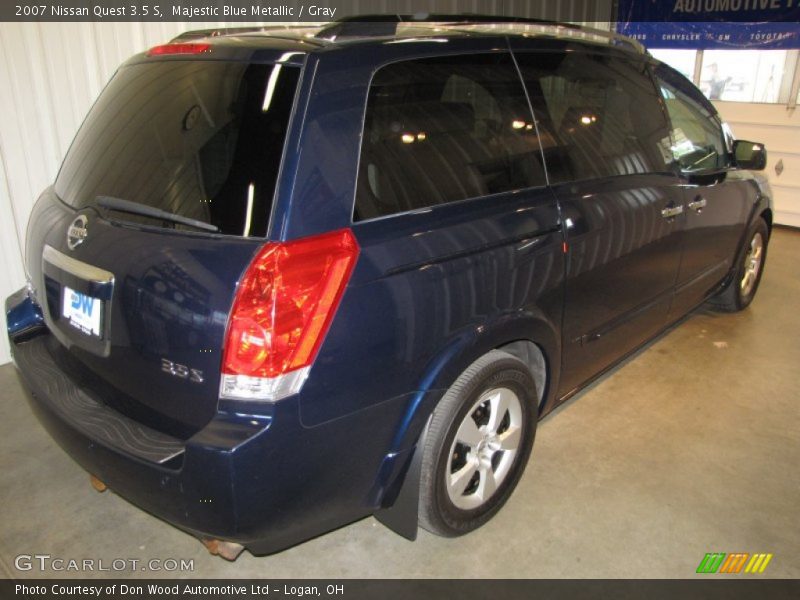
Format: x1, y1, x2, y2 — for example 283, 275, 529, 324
146, 43, 211, 56
222, 229, 360, 380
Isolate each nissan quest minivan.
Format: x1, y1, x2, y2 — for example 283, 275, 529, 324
5, 17, 772, 559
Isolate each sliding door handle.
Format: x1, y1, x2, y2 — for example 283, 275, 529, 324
688, 197, 707, 212
661, 205, 684, 219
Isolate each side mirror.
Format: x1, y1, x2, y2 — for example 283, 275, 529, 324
733, 140, 767, 171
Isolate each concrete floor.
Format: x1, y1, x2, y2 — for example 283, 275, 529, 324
1, 228, 798, 579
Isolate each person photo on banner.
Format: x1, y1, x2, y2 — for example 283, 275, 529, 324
705, 63, 731, 100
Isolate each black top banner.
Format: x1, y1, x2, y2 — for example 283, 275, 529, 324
4, 1, 357, 22
5, 0, 800, 23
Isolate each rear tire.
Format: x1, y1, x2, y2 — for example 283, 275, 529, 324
710, 217, 769, 312
418, 350, 537, 537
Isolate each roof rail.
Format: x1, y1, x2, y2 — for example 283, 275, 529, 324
320, 13, 584, 28
314, 14, 579, 39
315, 14, 645, 54
442, 21, 645, 54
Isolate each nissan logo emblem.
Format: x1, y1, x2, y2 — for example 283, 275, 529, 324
66, 215, 88, 250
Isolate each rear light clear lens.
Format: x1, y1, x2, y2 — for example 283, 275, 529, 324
146, 43, 211, 56
220, 229, 359, 401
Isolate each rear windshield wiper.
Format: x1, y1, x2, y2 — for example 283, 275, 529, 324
95, 195, 219, 233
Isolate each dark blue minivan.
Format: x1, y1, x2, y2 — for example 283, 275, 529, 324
6, 17, 772, 558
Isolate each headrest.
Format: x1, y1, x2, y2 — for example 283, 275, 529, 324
368, 102, 475, 141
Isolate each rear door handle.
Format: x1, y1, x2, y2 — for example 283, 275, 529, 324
661, 205, 684, 219
688, 197, 707, 212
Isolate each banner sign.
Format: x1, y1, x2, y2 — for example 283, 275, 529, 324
617, 0, 800, 49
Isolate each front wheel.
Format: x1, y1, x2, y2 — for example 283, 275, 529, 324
710, 217, 769, 312
418, 350, 537, 537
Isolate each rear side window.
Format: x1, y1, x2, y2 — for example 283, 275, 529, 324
55, 60, 300, 237
354, 53, 546, 221
515, 52, 673, 184
655, 65, 729, 172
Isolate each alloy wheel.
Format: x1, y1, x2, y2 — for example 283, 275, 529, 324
740, 231, 764, 297
445, 387, 523, 510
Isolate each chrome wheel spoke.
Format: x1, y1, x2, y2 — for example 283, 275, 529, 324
449, 461, 478, 497
486, 388, 512, 434
741, 271, 752, 291
455, 416, 482, 447
476, 466, 497, 502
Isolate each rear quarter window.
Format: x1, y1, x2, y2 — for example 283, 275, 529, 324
354, 53, 546, 221
55, 60, 300, 237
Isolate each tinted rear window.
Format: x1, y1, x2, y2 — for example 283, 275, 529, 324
354, 53, 546, 221
55, 60, 300, 237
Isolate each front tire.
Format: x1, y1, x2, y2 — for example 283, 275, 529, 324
710, 217, 769, 312
418, 350, 538, 537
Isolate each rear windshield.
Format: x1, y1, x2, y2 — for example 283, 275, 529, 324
55, 60, 300, 237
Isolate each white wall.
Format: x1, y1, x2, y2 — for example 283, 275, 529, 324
714, 101, 800, 227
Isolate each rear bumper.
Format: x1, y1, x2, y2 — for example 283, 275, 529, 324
13, 334, 186, 465
11, 333, 273, 546
7, 295, 421, 554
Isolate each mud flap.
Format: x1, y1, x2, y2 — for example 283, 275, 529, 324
374, 419, 430, 541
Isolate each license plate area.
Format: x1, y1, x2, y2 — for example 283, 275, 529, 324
43, 245, 115, 356
62, 286, 103, 338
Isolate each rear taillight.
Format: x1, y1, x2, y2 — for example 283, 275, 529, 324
146, 43, 211, 56
220, 229, 360, 401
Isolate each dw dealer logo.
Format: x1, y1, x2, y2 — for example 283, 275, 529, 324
696, 552, 774, 574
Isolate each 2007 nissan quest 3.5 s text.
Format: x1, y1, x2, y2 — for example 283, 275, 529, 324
5, 17, 772, 559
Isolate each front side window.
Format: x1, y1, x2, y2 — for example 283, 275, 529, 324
354, 53, 546, 221
655, 65, 728, 173
515, 51, 673, 184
